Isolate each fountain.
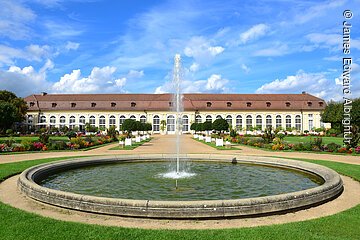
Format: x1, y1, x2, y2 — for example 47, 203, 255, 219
17, 55, 344, 219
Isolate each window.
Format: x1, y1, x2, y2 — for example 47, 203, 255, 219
153, 115, 160, 131
226, 115, 232, 126
246, 102, 252, 107
266, 115, 272, 129
91, 102, 96, 107
266, 102, 271, 107
79, 116, 85, 131
109, 115, 116, 127
52, 103, 57, 108
169, 102, 173, 107
256, 115, 262, 130
130, 115, 136, 120
111, 102, 116, 107
286, 102, 291, 107
195, 115, 202, 123
119, 116, 126, 130
89, 116, 95, 127
28, 115, 33, 124
307, 101, 313, 107
140, 115, 146, 123
227, 102, 232, 107
319, 101, 324, 107
30, 102, 35, 107
246, 115, 252, 130
50, 116, 56, 128
216, 115, 222, 120
39, 116, 46, 127
206, 115, 212, 122
236, 115, 242, 130
60, 116, 66, 129
308, 114, 313, 130
69, 116, 75, 129
295, 115, 301, 131
182, 115, 189, 132
131, 102, 136, 107
276, 115, 282, 129
167, 115, 175, 132
99, 116, 106, 129
286, 115, 292, 129
71, 103, 76, 108
206, 102, 212, 107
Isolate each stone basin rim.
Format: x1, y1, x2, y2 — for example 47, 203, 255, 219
17, 154, 344, 219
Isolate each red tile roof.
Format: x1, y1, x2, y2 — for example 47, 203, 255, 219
24, 93, 326, 111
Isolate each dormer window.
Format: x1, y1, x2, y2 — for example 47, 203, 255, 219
307, 101, 313, 107
227, 102, 232, 107
169, 102, 173, 107
52, 103, 57, 108
71, 103, 76, 108
266, 102, 271, 107
29, 102, 35, 107
286, 102, 291, 107
91, 102, 96, 107
111, 102, 116, 107
207, 102, 212, 107
131, 102, 136, 107
319, 101, 324, 107
246, 102, 252, 107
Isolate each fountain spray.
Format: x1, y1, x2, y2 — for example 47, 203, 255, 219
173, 54, 181, 175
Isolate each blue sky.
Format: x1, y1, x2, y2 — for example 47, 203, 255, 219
0, 0, 359, 100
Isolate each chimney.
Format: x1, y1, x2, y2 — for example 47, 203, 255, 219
41, 92, 47, 96
302, 91, 306, 94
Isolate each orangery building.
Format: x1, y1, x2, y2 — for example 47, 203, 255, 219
24, 92, 329, 134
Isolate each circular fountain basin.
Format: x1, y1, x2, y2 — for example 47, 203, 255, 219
18, 154, 343, 219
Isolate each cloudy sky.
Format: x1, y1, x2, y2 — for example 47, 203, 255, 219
0, 0, 359, 100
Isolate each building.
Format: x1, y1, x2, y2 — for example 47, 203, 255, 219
24, 92, 329, 133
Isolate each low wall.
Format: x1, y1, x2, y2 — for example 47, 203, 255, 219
18, 154, 343, 219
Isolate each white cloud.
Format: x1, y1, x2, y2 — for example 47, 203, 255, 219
189, 62, 199, 72
65, 41, 80, 51
127, 69, 144, 78
255, 70, 346, 101
239, 24, 269, 44
241, 64, 250, 74
44, 21, 84, 39
253, 43, 289, 57
0, 44, 52, 65
306, 33, 360, 51
0, 0, 36, 40
184, 36, 225, 65
154, 74, 229, 94
52, 66, 126, 93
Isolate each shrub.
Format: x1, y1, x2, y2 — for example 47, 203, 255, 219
47, 141, 67, 150
230, 129, 237, 138
311, 137, 323, 148
337, 147, 347, 153
5, 129, 13, 135
326, 142, 341, 152
355, 146, 360, 154
293, 143, 304, 151
302, 142, 313, 151
33, 142, 44, 150
262, 126, 275, 143
38, 133, 50, 144
276, 132, 286, 140
66, 131, 77, 140
21, 139, 34, 151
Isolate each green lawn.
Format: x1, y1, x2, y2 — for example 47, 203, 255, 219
284, 136, 343, 145
0, 157, 360, 239
0, 136, 70, 143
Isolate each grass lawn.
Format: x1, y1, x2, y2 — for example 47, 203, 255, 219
0, 136, 70, 143
109, 138, 152, 150
193, 138, 239, 150
284, 136, 343, 145
0, 157, 360, 239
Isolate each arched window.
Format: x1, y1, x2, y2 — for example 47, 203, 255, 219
276, 115, 282, 129
79, 116, 85, 131
49, 116, 56, 128
295, 115, 301, 131
119, 115, 126, 130
206, 115, 212, 122
99, 116, 105, 129
40, 115, 46, 123
69, 116, 75, 129
266, 115, 272, 129
182, 115, 189, 132
195, 115, 202, 123
167, 115, 175, 131
140, 115, 146, 123
286, 115, 292, 129
89, 116, 95, 127
236, 115, 242, 130
246, 115, 252, 130
216, 115, 222, 120
130, 115, 136, 120
109, 115, 116, 127
60, 116, 66, 129
226, 115, 232, 126
153, 115, 160, 132
256, 115, 262, 130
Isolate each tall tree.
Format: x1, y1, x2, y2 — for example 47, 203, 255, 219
0, 90, 28, 132
320, 101, 342, 131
